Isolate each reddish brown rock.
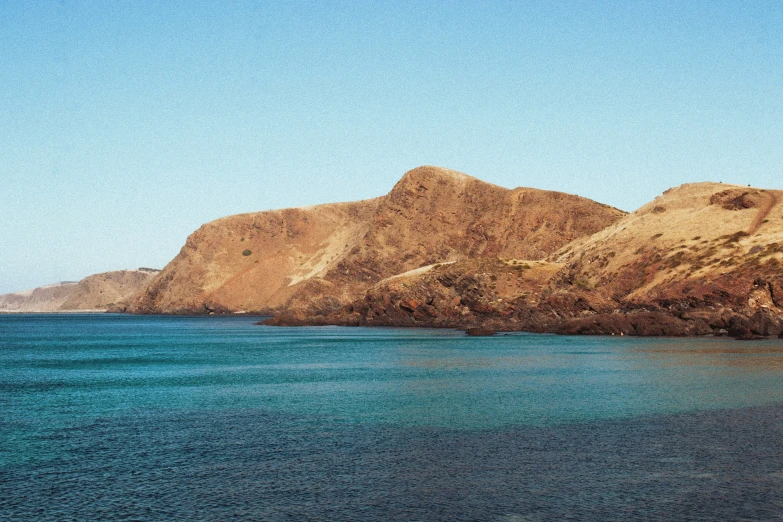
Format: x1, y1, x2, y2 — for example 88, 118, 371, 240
129, 166, 625, 315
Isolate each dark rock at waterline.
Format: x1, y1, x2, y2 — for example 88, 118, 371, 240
551, 311, 713, 337
465, 327, 496, 336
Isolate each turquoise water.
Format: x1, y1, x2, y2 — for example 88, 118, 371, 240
2, 314, 783, 520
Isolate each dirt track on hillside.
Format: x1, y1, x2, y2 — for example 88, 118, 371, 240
749, 191, 779, 235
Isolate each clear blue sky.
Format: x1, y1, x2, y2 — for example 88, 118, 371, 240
1, 1, 782, 293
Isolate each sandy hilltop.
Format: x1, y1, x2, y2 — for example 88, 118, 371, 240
11, 166, 783, 338
0, 269, 159, 313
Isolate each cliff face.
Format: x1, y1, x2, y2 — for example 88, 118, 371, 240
0, 270, 157, 312
129, 166, 625, 314
339, 166, 623, 277
275, 182, 783, 338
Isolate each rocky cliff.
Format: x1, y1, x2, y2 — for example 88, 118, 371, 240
129, 166, 625, 314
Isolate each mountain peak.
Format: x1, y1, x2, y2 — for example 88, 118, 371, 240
392, 165, 496, 192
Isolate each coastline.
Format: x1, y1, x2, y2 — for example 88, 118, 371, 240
0, 309, 109, 314
10, 307, 772, 341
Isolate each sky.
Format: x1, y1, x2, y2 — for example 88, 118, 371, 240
1, 1, 782, 294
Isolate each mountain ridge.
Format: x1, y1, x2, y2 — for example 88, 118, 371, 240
127, 166, 625, 315
11, 166, 781, 339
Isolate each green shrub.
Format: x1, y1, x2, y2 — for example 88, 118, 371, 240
721, 231, 749, 244
574, 277, 591, 289
242, 249, 252, 256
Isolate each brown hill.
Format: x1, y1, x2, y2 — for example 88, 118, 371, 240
130, 166, 625, 314
547, 182, 783, 337
130, 199, 381, 314
287, 182, 783, 338
0, 270, 158, 313
550, 183, 783, 303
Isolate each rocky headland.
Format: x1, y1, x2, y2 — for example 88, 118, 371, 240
70, 166, 783, 339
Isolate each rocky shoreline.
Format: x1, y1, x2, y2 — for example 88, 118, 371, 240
261, 303, 783, 340
260, 256, 783, 340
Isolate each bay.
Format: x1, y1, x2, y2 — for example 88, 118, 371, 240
2, 314, 783, 520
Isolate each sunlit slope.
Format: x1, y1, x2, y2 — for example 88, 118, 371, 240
550, 182, 783, 307
130, 166, 625, 314
269, 182, 783, 337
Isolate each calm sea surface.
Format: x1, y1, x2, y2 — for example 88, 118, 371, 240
2, 314, 783, 520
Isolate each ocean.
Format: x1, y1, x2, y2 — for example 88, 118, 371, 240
2, 314, 783, 520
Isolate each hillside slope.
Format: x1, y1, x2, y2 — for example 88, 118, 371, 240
130, 166, 625, 314
550, 183, 783, 305
129, 199, 381, 314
